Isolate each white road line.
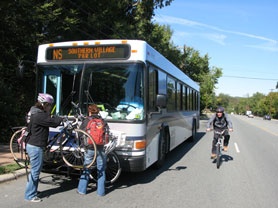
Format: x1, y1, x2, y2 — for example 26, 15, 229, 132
234, 142, 240, 153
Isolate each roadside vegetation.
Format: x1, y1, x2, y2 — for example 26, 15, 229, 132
0, 163, 22, 175
213, 92, 278, 117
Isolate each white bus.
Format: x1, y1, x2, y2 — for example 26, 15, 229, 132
36, 39, 200, 172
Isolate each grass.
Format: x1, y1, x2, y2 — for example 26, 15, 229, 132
0, 163, 22, 175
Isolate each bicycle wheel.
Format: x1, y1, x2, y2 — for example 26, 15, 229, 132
43, 150, 64, 168
9, 127, 29, 168
60, 128, 97, 169
216, 143, 221, 169
43, 133, 65, 167
90, 151, 122, 185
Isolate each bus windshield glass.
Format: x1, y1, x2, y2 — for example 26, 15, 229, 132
80, 62, 144, 121
37, 64, 83, 115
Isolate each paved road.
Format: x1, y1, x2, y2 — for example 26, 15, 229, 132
0, 115, 278, 208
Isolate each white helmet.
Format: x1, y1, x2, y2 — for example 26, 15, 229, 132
37, 93, 54, 104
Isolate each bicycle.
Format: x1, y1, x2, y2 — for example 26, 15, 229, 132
89, 133, 122, 184
9, 126, 29, 168
10, 104, 97, 170
206, 128, 226, 169
213, 130, 226, 169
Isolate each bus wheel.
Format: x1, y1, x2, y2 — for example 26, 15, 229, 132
188, 120, 196, 142
154, 129, 168, 169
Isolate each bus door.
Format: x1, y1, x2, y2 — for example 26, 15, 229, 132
42, 70, 61, 115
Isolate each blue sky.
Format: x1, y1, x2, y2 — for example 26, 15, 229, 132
153, 0, 278, 97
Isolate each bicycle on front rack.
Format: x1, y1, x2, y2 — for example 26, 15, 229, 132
10, 102, 97, 170
89, 133, 122, 185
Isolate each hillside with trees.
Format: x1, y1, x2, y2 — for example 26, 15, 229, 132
216, 92, 278, 118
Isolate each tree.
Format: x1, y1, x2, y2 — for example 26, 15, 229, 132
249, 92, 265, 116
180, 47, 210, 83
216, 93, 231, 110
200, 67, 222, 110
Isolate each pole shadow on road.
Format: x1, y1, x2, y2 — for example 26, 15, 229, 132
107, 131, 206, 193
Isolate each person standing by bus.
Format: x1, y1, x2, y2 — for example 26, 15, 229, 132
77, 104, 107, 196
25, 93, 63, 202
206, 106, 233, 159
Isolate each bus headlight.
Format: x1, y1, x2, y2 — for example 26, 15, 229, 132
120, 140, 146, 151
134, 140, 146, 150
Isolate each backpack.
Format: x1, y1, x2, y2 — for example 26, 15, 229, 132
86, 116, 108, 145
213, 114, 228, 129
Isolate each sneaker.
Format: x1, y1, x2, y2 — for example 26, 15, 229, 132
76, 190, 86, 195
210, 154, 216, 159
223, 146, 228, 152
29, 196, 42, 202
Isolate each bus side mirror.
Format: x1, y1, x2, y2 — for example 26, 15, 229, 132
148, 94, 166, 119
156, 94, 166, 108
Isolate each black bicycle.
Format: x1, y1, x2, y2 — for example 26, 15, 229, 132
10, 104, 97, 170
214, 130, 226, 169
89, 133, 122, 185
10, 102, 121, 184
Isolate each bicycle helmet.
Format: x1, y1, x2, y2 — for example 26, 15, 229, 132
216, 106, 224, 113
37, 93, 54, 104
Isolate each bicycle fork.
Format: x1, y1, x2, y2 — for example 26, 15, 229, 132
215, 137, 223, 169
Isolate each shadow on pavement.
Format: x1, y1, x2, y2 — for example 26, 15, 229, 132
107, 130, 206, 193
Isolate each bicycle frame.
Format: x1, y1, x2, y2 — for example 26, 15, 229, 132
214, 130, 226, 169
89, 134, 122, 184
43, 123, 76, 168
46, 116, 97, 169
10, 102, 97, 173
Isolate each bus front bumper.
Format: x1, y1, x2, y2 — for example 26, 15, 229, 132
117, 154, 146, 172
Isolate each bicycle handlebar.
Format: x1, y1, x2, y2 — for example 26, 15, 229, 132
60, 101, 86, 129
104, 134, 118, 155
207, 128, 233, 133
71, 101, 79, 109
71, 101, 86, 121
214, 130, 226, 135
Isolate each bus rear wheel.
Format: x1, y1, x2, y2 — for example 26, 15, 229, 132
188, 120, 196, 142
154, 129, 168, 169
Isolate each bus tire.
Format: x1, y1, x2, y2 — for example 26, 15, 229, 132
188, 119, 196, 142
154, 128, 169, 169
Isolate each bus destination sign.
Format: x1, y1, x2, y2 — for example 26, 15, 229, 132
46, 44, 130, 60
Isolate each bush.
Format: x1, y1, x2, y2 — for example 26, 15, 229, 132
0, 163, 22, 175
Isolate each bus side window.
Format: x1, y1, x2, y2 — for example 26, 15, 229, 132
148, 66, 158, 111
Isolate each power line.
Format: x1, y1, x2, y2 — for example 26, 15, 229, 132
223, 75, 277, 81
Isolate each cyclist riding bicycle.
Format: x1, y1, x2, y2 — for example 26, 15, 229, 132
206, 106, 233, 159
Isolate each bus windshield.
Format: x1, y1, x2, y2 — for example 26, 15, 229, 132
80, 62, 144, 121
37, 64, 83, 115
